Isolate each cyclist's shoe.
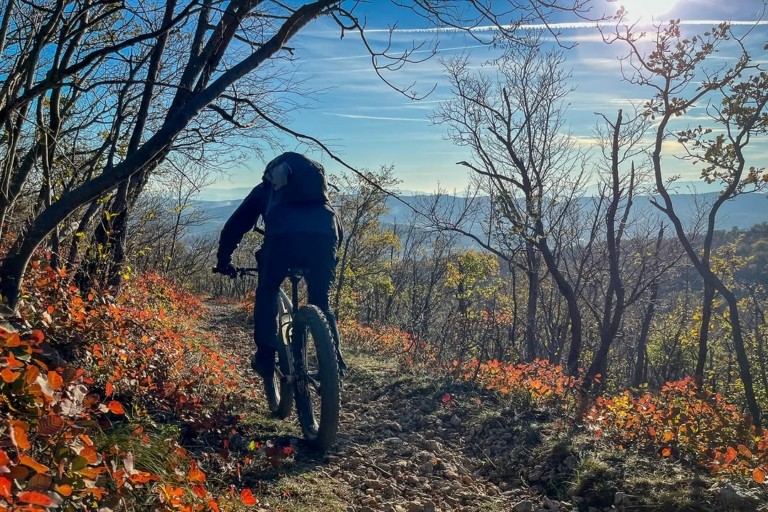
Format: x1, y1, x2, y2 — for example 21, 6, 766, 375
251, 350, 276, 380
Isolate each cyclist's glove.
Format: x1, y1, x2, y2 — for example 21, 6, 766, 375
213, 262, 237, 278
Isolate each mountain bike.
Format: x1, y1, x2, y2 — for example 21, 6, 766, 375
215, 266, 341, 451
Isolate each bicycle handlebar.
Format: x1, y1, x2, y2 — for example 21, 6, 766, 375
211, 266, 259, 278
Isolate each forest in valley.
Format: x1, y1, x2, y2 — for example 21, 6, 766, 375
0, 0, 767, 511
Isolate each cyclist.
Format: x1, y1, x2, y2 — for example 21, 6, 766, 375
214, 152, 347, 382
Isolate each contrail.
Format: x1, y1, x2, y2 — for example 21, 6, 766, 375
362, 19, 767, 34
326, 113, 428, 122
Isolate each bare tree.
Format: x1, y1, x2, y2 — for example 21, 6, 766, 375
431, 35, 590, 373
0, 0, 603, 312
610, 19, 768, 425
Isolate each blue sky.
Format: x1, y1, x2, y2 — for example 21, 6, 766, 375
203, 0, 768, 199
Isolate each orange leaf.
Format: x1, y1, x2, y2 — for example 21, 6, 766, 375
753, 468, 766, 484
18, 491, 53, 506
47, 371, 63, 390
0, 368, 18, 384
11, 425, 31, 450
662, 431, 675, 442
192, 485, 207, 498
77, 467, 105, 480
188, 463, 206, 483
724, 446, 738, 464
240, 488, 258, 506
661, 447, 672, 457
55, 484, 73, 497
129, 471, 156, 484
19, 454, 50, 474
2, 332, 21, 348
105, 381, 114, 397
79, 445, 99, 465
738, 444, 753, 458
208, 499, 221, 512
107, 401, 125, 415
0, 450, 9, 466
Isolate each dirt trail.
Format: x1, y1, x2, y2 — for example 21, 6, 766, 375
202, 301, 766, 512
204, 301, 561, 512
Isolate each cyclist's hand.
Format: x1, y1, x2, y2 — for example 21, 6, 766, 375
213, 263, 237, 278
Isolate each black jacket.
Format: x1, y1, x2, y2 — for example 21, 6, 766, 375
216, 182, 343, 264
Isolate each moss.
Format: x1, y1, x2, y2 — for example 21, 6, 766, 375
570, 456, 620, 508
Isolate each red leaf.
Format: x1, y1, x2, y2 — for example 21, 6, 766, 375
754, 468, 766, 484
18, 491, 53, 506
240, 488, 258, 506
37, 414, 65, 437
105, 381, 114, 397
107, 401, 125, 415
0, 477, 11, 500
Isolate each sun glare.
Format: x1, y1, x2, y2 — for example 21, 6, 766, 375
616, 0, 679, 21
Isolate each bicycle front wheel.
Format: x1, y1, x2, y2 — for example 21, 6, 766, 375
265, 290, 294, 419
292, 305, 340, 451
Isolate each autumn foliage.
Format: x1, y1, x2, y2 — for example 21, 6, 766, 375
350, 320, 768, 486
339, 319, 437, 366
0, 256, 260, 511
455, 358, 581, 408
586, 377, 768, 483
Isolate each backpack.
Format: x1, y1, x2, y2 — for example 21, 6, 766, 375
263, 152, 329, 207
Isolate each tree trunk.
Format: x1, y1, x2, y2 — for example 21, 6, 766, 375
538, 242, 582, 375
721, 286, 762, 429
0, 0, 337, 311
695, 282, 715, 383
632, 283, 658, 387
524, 242, 539, 361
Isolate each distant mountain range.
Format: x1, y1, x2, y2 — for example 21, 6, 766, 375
184, 191, 768, 240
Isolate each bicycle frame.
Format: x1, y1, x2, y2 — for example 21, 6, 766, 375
214, 263, 340, 450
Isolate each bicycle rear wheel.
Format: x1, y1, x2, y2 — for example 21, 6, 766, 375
265, 290, 294, 419
292, 305, 340, 451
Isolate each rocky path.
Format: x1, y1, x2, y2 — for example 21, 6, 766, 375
202, 301, 766, 512
204, 301, 566, 512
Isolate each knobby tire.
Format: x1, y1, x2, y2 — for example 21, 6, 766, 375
293, 305, 340, 451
